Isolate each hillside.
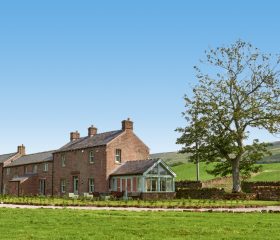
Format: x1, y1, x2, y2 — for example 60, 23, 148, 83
171, 162, 280, 182
151, 141, 280, 165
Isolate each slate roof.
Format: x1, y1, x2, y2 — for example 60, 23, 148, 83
110, 159, 159, 176
56, 130, 123, 153
8, 150, 54, 167
0, 152, 17, 163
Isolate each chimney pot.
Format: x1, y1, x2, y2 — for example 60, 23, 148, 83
88, 125, 98, 137
70, 131, 80, 141
122, 118, 133, 131
17, 144, 26, 155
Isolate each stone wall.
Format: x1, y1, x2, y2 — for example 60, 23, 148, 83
140, 192, 176, 200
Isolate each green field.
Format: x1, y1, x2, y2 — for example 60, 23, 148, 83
249, 163, 280, 181
0, 208, 279, 240
151, 141, 280, 165
171, 162, 215, 181
171, 162, 280, 182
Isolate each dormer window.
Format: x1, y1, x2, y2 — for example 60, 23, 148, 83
89, 151, 94, 164
115, 149, 122, 163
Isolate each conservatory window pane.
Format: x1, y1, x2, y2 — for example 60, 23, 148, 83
146, 178, 158, 192
151, 178, 157, 191
166, 178, 173, 191
158, 164, 168, 175
148, 165, 158, 175
160, 178, 166, 191
146, 178, 151, 191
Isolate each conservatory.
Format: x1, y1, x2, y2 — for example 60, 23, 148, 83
110, 158, 176, 194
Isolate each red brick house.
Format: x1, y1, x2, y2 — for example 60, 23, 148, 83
0, 119, 176, 198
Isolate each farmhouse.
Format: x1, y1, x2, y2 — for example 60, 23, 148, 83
0, 119, 176, 199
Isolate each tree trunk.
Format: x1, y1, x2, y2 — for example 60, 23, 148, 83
231, 159, 241, 193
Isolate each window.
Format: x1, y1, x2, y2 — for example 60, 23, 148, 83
158, 164, 168, 175
115, 149, 122, 163
61, 179, 66, 193
61, 154, 66, 167
148, 165, 158, 175
88, 178, 94, 193
6, 168, 10, 175
89, 151, 94, 164
146, 178, 158, 192
43, 163, 48, 172
24, 166, 28, 174
166, 178, 173, 192
33, 165, 38, 173
137, 177, 142, 192
160, 178, 166, 192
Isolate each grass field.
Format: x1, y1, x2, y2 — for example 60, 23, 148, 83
171, 162, 215, 181
171, 162, 280, 182
0, 208, 279, 240
151, 141, 280, 165
249, 163, 280, 181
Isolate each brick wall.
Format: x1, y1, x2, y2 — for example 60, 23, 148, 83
53, 146, 107, 196
106, 130, 149, 185
2, 161, 53, 196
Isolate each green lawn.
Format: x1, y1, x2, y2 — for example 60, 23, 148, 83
249, 163, 280, 181
172, 162, 280, 182
0, 208, 279, 240
171, 162, 216, 181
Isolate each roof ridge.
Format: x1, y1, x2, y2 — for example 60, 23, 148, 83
80, 130, 122, 139
125, 158, 159, 162
19, 150, 55, 157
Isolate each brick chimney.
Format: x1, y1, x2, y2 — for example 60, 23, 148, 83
17, 144, 26, 155
122, 118, 133, 131
70, 131, 80, 141
88, 125, 97, 137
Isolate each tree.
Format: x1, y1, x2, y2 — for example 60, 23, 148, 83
176, 40, 280, 192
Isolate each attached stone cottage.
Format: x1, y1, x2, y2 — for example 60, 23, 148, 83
0, 119, 176, 199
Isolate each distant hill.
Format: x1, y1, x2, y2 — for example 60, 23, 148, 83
151, 141, 280, 166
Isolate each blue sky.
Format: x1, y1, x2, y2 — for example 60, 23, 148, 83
0, 1, 280, 154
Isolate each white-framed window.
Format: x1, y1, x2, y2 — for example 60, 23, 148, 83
24, 166, 28, 174
43, 163, 48, 172
6, 168, 10, 175
146, 177, 158, 192
33, 165, 38, 173
89, 151, 94, 164
61, 179, 66, 193
88, 178, 94, 193
61, 154, 66, 167
115, 149, 122, 163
